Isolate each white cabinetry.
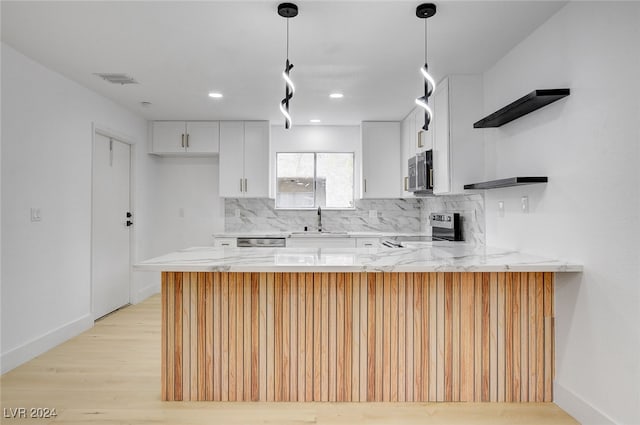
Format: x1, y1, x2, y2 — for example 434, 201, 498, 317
361, 121, 401, 199
219, 121, 270, 198
151, 121, 219, 154
432, 75, 484, 195
286, 237, 356, 249
401, 108, 433, 197
356, 237, 381, 248
213, 237, 236, 247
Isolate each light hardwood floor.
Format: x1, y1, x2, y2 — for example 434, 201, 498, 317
0, 294, 578, 425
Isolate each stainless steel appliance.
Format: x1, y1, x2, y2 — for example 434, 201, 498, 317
381, 212, 462, 247
429, 212, 462, 241
408, 150, 433, 195
236, 237, 286, 247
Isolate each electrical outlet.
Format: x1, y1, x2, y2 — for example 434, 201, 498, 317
30, 207, 42, 222
498, 201, 505, 218
521, 196, 529, 213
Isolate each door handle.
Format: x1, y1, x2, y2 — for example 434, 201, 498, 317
181, 134, 185, 148
186, 133, 190, 148
244, 178, 247, 193
240, 178, 244, 192
364, 179, 367, 193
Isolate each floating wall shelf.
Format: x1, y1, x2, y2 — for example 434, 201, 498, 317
473, 89, 570, 128
464, 177, 548, 190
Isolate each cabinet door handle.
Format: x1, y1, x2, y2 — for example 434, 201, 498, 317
244, 179, 248, 193
364, 179, 367, 193
181, 134, 185, 148
186, 133, 190, 148
404, 176, 409, 191
240, 178, 244, 192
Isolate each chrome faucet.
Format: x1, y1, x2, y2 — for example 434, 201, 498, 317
317, 206, 322, 232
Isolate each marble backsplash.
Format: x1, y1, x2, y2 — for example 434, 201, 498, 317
420, 194, 485, 245
225, 198, 422, 233
225, 194, 485, 244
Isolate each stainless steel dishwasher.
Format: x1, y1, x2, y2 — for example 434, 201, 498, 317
236, 237, 286, 248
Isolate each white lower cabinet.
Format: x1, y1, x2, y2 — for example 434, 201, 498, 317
356, 237, 381, 248
213, 238, 236, 247
286, 237, 356, 249
219, 121, 270, 198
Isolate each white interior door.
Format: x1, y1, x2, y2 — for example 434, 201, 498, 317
92, 133, 131, 320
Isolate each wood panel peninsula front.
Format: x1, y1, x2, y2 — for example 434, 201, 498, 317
135, 244, 581, 403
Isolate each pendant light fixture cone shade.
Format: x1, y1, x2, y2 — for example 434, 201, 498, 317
415, 3, 437, 131
278, 3, 298, 129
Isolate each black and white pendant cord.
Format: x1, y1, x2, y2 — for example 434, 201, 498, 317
414, 3, 437, 131
278, 3, 298, 129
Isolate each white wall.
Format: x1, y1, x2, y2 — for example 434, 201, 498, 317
482, 3, 639, 424
148, 155, 224, 254
0, 43, 154, 372
270, 125, 362, 198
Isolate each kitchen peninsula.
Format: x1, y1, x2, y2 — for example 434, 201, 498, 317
136, 245, 581, 403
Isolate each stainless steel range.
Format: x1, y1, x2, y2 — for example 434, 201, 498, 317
382, 212, 462, 247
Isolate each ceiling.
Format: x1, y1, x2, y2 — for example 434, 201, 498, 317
1, 1, 567, 125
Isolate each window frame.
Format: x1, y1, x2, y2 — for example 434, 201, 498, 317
275, 151, 356, 210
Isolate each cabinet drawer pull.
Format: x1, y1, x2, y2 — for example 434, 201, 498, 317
181, 134, 185, 148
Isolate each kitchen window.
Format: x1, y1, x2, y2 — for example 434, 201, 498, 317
276, 152, 354, 209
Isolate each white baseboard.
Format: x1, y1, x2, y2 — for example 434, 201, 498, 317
554, 382, 617, 425
0, 314, 93, 374
132, 282, 159, 304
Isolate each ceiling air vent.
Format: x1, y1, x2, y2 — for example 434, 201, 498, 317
94, 73, 139, 85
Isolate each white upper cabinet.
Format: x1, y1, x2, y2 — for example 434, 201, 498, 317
432, 75, 484, 195
401, 107, 434, 197
219, 121, 269, 198
243, 121, 270, 198
151, 121, 219, 155
185, 121, 220, 154
361, 121, 401, 199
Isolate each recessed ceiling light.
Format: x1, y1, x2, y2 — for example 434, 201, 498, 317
329, 93, 344, 99
310, 119, 321, 123
208, 92, 223, 98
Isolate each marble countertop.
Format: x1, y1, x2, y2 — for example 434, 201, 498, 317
135, 244, 582, 273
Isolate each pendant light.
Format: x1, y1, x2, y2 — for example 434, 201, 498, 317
278, 3, 298, 129
415, 3, 437, 131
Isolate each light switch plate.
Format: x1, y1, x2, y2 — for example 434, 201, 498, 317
521, 196, 529, 213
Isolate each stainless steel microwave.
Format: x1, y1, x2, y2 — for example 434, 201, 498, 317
408, 150, 433, 195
